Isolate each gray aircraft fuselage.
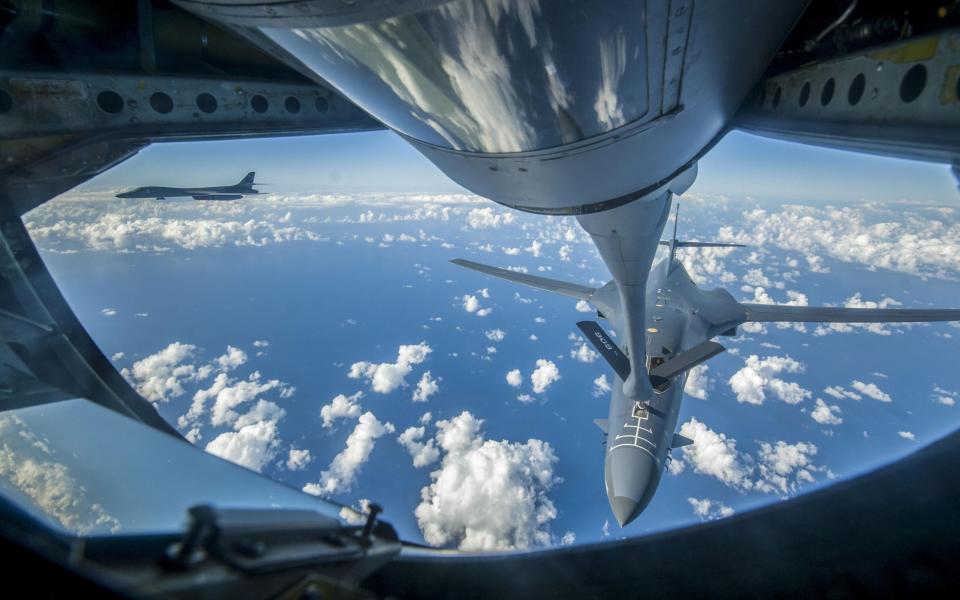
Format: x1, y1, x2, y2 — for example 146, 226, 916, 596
116, 172, 260, 201
116, 186, 255, 199
596, 256, 714, 526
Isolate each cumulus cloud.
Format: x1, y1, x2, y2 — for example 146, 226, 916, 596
742, 268, 771, 288
678, 418, 753, 490
531, 359, 560, 394
348, 343, 432, 394
320, 391, 364, 428
205, 399, 286, 472
754, 441, 822, 495
506, 369, 523, 387
128, 341, 298, 473
415, 411, 560, 551
197, 371, 291, 428
667, 457, 686, 475
462, 294, 481, 313
397, 426, 440, 468
685, 365, 710, 400
26, 200, 325, 252
728, 355, 811, 405
898, 431, 916, 441
717, 203, 960, 280
0, 414, 121, 534
810, 398, 843, 425
101, 308, 117, 316
305, 412, 395, 496
933, 385, 957, 406
413, 371, 440, 402
679, 417, 828, 496
467, 207, 516, 229
462, 294, 492, 317
746, 286, 808, 309
824, 385, 862, 401
339, 498, 372, 525
286, 447, 313, 471
570, 342, 599, 363
575, 300, 592, 313
688, 497, 735, 521
485, 329, 506, 342
592, 374, 611, 397
676, 245, 737, 285
122, 342, 203, 403
215, 346, 248, 372
851, 380, 892, 402
806, 254, 830, 273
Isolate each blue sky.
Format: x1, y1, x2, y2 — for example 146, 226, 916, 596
17, 128, 960, 549
89, 129, 959, 204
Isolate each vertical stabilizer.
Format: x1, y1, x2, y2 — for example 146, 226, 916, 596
238, 172, 256, 188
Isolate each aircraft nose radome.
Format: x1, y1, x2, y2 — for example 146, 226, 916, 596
605, 447, 660, 527
611, 496, 641, 527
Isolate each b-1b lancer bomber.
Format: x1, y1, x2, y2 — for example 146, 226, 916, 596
453, 205, 960, 527
116, 172, 261, 201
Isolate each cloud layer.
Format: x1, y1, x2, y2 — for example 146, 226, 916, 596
415, 411, 560, 551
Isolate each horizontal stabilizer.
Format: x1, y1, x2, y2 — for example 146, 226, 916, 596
451, 258, 595, 301
671, 433, 694, 449
741, 304, 960, 323
650, 341, 726, 381
577, 321, 630, 381
593, 418, 608, 432
659, 241, 746, 248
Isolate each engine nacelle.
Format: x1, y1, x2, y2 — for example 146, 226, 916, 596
175, 0, 807, 213
192, 194, 243, 201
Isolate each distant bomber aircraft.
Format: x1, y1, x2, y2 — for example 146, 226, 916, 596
116, 172, 260, 201
453, 205, 960, 527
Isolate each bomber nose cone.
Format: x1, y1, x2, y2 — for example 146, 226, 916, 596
611, 496, 641, 527
605, 447, 660, 527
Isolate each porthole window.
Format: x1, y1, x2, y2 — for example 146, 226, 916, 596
149, 92, 174, 114
196, 93, 218, 114
899, 64, 927, 103
285, 96, 301, 114
251, 94, 268, 113
848, 73, 865, 105
96, 90, 124, 114
821, 78, 835, 106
